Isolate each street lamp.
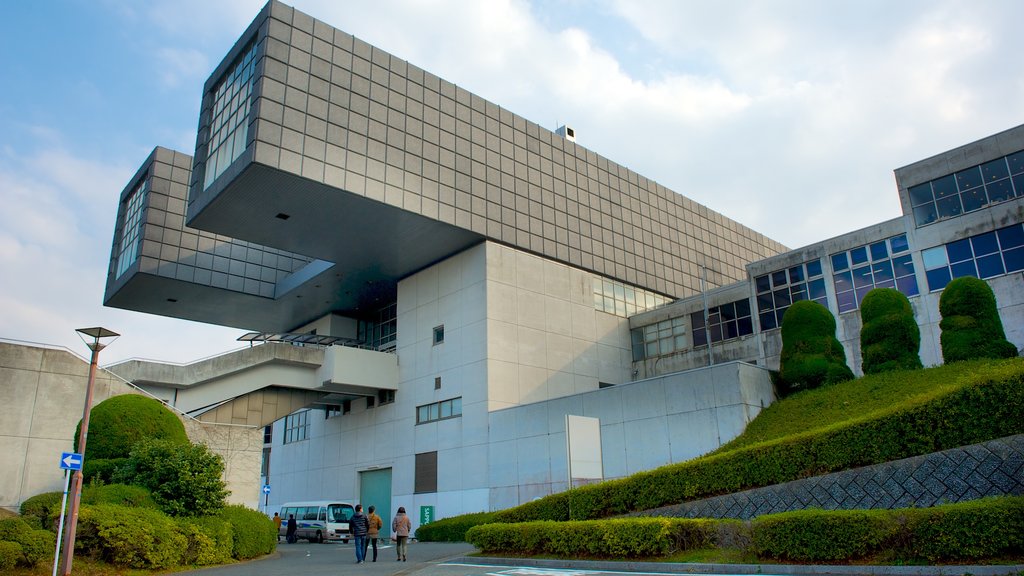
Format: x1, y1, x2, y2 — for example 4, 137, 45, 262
58, 327, 118, 576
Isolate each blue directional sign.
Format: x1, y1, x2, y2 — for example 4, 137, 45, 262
262, 485, 271, 495
60, 452, 83, 471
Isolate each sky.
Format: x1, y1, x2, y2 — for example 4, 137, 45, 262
1, 0, 1023, 365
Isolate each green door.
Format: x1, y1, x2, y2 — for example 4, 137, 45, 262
359, 468, 392, 538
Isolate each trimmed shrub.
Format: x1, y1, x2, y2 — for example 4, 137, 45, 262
0, 517, 54, 566
76, 503, 186, 569
779, 301, 853, 391
83, 483, 159, 509
751, 509, 893, 561
217, 504, 276, 559
75, 394, 188, 463
415, 511, 499, 542
177, 517, 234, 566
0, 541, 21, 571
83, 457, 128, 485
905, 496, 1024, 561
19, 491, 62, 530
859, 288, 922, 374
939, 276, 1017, 362
114, 438, 229, 517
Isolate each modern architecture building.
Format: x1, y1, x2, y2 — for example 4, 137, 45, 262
94, 0, 1022, 534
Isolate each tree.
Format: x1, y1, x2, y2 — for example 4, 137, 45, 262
114, 438, 229, 517
779, 300, 854, 391
859, 288, 922, 374
939, 276, 1018, 362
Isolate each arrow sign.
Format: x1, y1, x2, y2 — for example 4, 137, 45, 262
262, 485, 271, 494
60, 452, 83, 471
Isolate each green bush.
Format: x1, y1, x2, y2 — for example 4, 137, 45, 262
75, 394, 188, 463
905, 496, 1024, 561
467, 518, 679, 558
751, 509, 893, 561
177, 517, 234, 566
83, 483, 159, 509
779, 301, 854, 391
19, 491, 62, 529
83, 457, 128, 485
939, 277, 1018, 362
495, 360, 1024, 522
76, 504, 187, 569
415, 511, 499, 541
0, 517, 54, 566
859, 288, 922, 374
217, 504, 276, 559
0, 541, 21, 571
114, 438, 229, 517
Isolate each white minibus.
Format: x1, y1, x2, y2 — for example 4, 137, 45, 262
278, 501, 355, 543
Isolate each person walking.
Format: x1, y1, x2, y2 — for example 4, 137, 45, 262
350, 504, 370, 563
273, 512, 282, 542
364, 505, 383, 562
285, 514, 297, 544
392, 506, 411, 562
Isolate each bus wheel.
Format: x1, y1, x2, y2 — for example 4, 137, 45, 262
316, 531, 324, 543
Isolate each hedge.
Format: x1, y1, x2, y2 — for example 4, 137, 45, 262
178, 517, 234, 566
469, 497, 1024, 563
416, 511, 499, 542
217, 504, 277, 560
19, 491, 62, 530
495, 359, 1024, 522
0, 517, 55, 566
76, 504, 187, 569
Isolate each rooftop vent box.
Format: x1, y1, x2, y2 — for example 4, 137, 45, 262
556, 125, 576, 142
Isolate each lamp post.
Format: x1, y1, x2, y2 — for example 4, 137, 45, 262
58, 327, 118, 576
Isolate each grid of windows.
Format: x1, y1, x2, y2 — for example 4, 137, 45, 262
692, 299, 754, 347
416, 397, 462, 424
755, 260, 826, 330
283, 410, 309, 444
204, 41, 258, 189
358, 302, 397, 351
593, 277, 669, 318
831, 234, 917, 314
631, 317, 685, 361
908, 150, 1024, 227
115, 179, 148, 278
921, 224, 1024, 291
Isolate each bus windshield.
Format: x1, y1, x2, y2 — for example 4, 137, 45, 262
328, 503, 354, 523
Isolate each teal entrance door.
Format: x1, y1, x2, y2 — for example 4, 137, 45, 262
359, 468, 392, 538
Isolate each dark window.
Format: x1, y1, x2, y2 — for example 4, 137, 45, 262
415, 451, 438, 494
378, 389, 396, 405
435, 376, 442, 390
433, 325, 445, 345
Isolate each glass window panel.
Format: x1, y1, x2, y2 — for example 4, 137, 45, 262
707, 310, 721, 325
624, 287, 636, 306
834, 270, 854, 292
1003, 246, 1024, 272
998, 225, 1024, 249
614, 299, 626, 316
806, 259, 823, 277
773, 288, 791, 308
892, 254, 915, 278
872, 260, 894, 283
874, 278, 896, 289
759, 312, 777, 331
976, 254, 1005, 279
440, 401, 452, 418
613, 283, 625, 299
417, 406, 428, 423
852, 266, 874, 288
1015, 173, 1024, 197
922, 247, 948, 269
689, 312, 704, 330
981, 158, 1010, 182
986, 179, 1014, 203
914, 203, 938, 226
790, 288, 807, 302
926, 267, 952, 292
771, 270, 788, 288
788, 265, 804, 283
725, 321, 739, 339
950, 259, 978, 279
889, 234, 909, 253
831, 252, 849, 272
709, 323, 723, 342
735, 298, 751, 317
674, 335, 686, 349
738, 316, 753, 336
836, 291, 857, 314
646, 342, 659, 357
453, 397, 461, 415
908, 183, 933, 206
935, 195, 962, 219
955, 166, 983, 191
946, 238, 973, 263
720, 302, 737, 321
971, 232, 999, 256
775, 307, 788, 327
896, 274, 919, 297
869, 241, 888, 261
960, 187, 988, 212
932, 174, 958, 198
808, 278, 827, 301
850, 247, 868, 265
755, 275, 771, 293
1009, 151, 1024, 175
692, 323, 707, 346
429, 404, 439, 420
757, 293, 774, 313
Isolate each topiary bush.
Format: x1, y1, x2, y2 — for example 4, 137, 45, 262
859, 288, 922, 374
74, 394, 188, 465
0, 541, 21, 571
217, 504, 276, 559
114, 438, 229, 517
779, 300, 854, 391
19, 491, 62, 530
939, 276, 1018, 363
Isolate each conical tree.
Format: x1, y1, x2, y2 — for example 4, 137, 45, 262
939, 276, 1018, 362
779, 300, 854, 391
859, 288, 922, 374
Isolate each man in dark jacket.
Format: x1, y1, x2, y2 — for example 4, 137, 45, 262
286, 514, 297, 544
350, 504, 370, 563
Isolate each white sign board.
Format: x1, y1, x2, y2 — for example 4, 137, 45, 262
565, 415, 603, 487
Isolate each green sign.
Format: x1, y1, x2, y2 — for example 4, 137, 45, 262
420, 505, 435, 525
